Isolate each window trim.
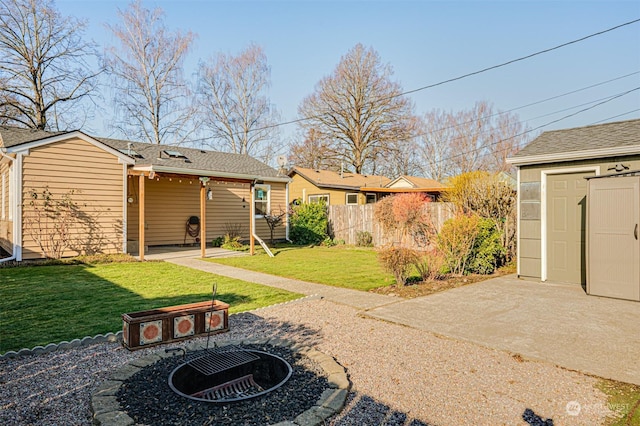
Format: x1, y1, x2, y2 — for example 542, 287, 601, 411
254, 184, 271, 218
365, 193, 377, 204
345, 193, 358, 205
308, 194, 329, 205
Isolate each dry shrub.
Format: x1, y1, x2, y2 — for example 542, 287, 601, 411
437, 214, 480, 275
374, 193, 436, 247
377, 245, 417, 286
413, 248, 447, 280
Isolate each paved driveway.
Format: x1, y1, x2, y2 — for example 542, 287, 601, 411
364, 275, 640, 386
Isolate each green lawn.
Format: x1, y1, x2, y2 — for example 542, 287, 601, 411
208, 245, 395, 291
0, 262, 300, 353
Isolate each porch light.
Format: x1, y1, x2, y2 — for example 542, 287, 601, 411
207, 188, 213, 201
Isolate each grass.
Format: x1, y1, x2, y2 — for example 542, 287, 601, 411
208, 245, 395, 291
0, 261, 300, 353
598, 380, 640, 425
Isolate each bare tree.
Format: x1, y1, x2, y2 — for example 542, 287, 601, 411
0, 0, 99, 130
288, 128, 339, 170
298, 43, 417, 174
419, 101, 530, 177
104, 0, 195, 144
197, 44, 280, 160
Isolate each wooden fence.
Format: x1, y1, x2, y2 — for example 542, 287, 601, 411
327, 203, 455, 248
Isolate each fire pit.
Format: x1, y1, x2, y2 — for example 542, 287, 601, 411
168, 346, 293, 403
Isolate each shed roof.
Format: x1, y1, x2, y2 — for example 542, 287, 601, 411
508, 119, 640, 166
289, 166, 390, 190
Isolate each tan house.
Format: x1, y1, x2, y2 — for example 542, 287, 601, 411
358, 175, 447, 200
288, 166, 390, 205
507, 118, 640, 300
0, 127, 290, 261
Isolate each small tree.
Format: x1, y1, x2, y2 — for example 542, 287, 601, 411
374, 193, 436, 248
24, 187, 80, 258
263, 208, 286, 244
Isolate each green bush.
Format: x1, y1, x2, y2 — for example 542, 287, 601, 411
437, 214, 480, 275
289, 202, 328, 245
377, 246, 417, 286
468, 218, 505, 274
211, 236, 224, 247
356, 231, 373, 247
221, 234, 243, 250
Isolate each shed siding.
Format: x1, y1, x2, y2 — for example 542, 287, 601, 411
126, 178, 286, 246
518, 155, 640, 279
21, 138, 124, 259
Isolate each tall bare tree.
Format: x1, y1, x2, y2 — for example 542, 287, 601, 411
104, 0, 195, 144
298, 43, 417, 174
0, 0, 99, 130
288, 128, 339, 170
197, 44, 279, 160
419, 101, 530, 178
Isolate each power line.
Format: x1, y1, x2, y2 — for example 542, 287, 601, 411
189, 18, 640, 143
592, 109, 640, 124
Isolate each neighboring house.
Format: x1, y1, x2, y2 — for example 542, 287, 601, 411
0, 127, 290, 261
507, 118, 640, 291
288, 166, 390, 205
359, 175, 447, 200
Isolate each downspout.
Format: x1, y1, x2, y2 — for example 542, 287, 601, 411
0, 150, 17, 262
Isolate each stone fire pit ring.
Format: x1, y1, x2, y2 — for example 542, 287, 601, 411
91, 337, 350, 426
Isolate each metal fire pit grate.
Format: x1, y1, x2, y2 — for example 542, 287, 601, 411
186, 345, 260, 376
190, 374, 264, 401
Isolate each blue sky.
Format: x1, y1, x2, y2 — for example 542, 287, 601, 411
57, 0, 640, 142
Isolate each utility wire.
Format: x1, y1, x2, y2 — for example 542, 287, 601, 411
189, 18, 640, 142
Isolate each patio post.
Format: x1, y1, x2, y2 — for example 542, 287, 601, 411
138, 174, 145, 261
200, 179, 207, 258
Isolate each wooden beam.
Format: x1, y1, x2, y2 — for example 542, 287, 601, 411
138, 174, 145, 261
200, 183, 206, 258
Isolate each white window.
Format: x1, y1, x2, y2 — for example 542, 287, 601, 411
254, 184, 270, 217
308, 194, 329, 204
346, 193, 358, 205
365, 193, 377, 204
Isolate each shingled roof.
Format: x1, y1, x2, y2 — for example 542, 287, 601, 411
0, 126, 285, 180
508, 118, 640, 165
289, 166, 390, 190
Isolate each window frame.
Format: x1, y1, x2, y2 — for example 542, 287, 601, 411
254, 184, 271, 218
345, 193, 358, 205
365, 193, 377, 204
308, 194, 329, 205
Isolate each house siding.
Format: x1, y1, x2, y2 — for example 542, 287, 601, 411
126, 178, 286, 246
518, 154, 640, 279
289, 174, 367, 205
0, 161, 12, 254
21, 138, 125, 259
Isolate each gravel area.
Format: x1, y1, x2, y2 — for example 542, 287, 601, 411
0, 298, 613, 425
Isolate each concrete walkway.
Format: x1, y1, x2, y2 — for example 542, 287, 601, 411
166, 256, 399, 311
158, 249, 640, 386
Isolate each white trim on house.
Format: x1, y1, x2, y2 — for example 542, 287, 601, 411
540, 166, 600, 281
507, 145, 640, 166
14, 153, 23, 261
6, 131, 136, 165
132, 165, 291, 184
122, 164, 128, 254
285, 181, 290, 241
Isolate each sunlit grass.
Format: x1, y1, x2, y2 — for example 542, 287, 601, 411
208, 245, 395, 291
0, 261, 300, 353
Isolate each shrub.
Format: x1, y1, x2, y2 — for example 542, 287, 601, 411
413, 248, 447, 280
356, 231, 373, 247
221, 234, 243, 250
289, 202, 328, 245
437, 214, 480, 275
377, 246, 417, 286
211, 236, 224, 247
374, 193, 435, 248
468, 218, 505, 274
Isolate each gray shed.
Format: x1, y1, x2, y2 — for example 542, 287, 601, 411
507, 118, 640, 292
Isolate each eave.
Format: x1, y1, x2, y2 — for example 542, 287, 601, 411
507, 145, 640, 166
130, 165, 291, 183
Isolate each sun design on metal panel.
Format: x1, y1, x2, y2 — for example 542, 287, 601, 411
139, 320, 163, 345
205, 311, 224, 332
173, 314, 195, 338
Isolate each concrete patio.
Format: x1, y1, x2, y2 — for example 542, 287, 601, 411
364, 275, 640, 386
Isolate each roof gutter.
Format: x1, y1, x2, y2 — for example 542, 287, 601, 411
132, 165, 291, 183
507, 145, 640, 166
